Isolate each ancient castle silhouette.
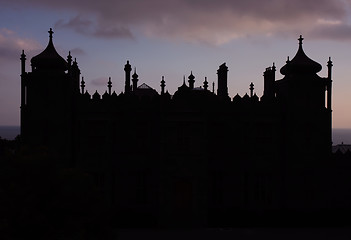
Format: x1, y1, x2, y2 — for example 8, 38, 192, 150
19, 29, 344, 227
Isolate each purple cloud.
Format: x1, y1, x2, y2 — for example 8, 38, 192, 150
55, 15, 134, 39
3, 0, 351, 44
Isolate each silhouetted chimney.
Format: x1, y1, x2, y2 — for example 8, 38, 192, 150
263, 63, 276, 101
217, 63, 228, 98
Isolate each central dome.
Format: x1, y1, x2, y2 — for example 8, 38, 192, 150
31, 28, 68, 72
280, 35, 322, 75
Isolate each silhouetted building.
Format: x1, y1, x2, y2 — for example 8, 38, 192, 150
20, 29, 340, 227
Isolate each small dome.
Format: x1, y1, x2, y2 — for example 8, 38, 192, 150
31, 28, 68, 71
280, 35, 322, 75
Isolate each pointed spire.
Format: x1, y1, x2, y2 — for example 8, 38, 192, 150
272, 62, 276, 71
67, 51, 72, 67
20, 50, 26, 74
203, 77, 208, 90
249, 82, 254, 97
108, 77, 112, 95
160, 76, 166, 94
212, 82, 215, 93
80, 77, 85, 94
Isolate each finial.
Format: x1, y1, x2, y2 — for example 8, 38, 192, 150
48, 28, 54, 39
298, 35, 304, 46
272, 62, 276, 71
203, 77, 208, 90
327, 57, 333, 67
20, 50, 26, 60
249, 82, 254, 97
286, 56, 290, 63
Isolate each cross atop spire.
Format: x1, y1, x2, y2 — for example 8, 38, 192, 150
48, 28, 54, 40
298, 35, 304, 46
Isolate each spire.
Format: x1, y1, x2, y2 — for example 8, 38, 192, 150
188, 71, 195, 89
124, 60, 132, 93
203, 77, 208, 90
48, 28, 54, 41
67, 51, 72, 67
108, 77, 112, 95
132, 67, 138, 91
212, 82, 215, 93
249, 82, 254, 97
80, 77, 85, 94
20, 50, 26, 75
160, 76, 166, 94
298, 35, 304, 47
272, 62, 276, 71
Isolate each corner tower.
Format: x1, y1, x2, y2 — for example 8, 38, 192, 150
21, 28, 78, 164
275, 35, 332, 160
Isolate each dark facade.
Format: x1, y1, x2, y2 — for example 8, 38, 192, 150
20, 29, 341, 227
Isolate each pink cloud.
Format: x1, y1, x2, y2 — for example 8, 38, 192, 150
0, 28, 41, 62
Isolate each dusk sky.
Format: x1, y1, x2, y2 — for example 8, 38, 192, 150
1, 0, 351, 128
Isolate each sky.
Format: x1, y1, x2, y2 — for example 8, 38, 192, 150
1, 0, 351, 128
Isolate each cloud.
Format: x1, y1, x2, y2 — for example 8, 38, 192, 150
309, 21, 351, 41
0, 28, 41, 62
3, 0, 351, 44
70, 47, 85, 56
55, 15, 134, 39
91, 77, 109, 86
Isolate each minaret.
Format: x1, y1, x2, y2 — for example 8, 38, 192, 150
132, 68, 138, 91
160, 76, 166, 94
203, 77, 208, 90
108, 77, 112, 95
217, 63, 228, 98
124, 60, 132, 93
188, 71, 195, 89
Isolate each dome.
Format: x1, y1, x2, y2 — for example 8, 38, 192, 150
280, 35, 322, 75
31, 28, 68, 71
